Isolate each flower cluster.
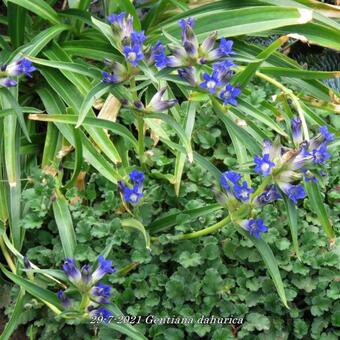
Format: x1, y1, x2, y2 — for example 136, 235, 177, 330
217, 119, 334, 239
118, 169, 145, 205
0, 58, 36, 87
102, 12, 146, 83
58, 256, 116, 319
253, 120, 334, 205
149, 18, 240, 106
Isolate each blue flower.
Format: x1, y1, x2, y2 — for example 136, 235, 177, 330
80, 264, 92, 285
107, 12, 133, 40
178, 67, 196, 86
319, 126, 334, 143
123, 185, 143, 205
302, 169, 317, 183
244, 218, 268, 238
102, 71, 119, 84
233, 181, 253, 201
107, 12, 126, 25
220, 171, 242, 191
129, 169, 144, 185
312, 143, 330, 164
254, 154, 275, 176
91, 307, 112, 321
178, 17, 195, 41
281, 183, 306, 205
62, 258, 81, 285
0, 78, 17, 87
212, 60, 235, 82
131, 31, 146, 45
291, 117, 302, 145
6, 58, 36, 78
91, 256, 116, 284
90, 282, 112, 304
255, 185, 281, 206
123, 45, 144, 67
200, 71, 222, 94
57, 290, 72, 308
151, 42, 168, 69
217, 38, 234, 57
219, 84, 241, 106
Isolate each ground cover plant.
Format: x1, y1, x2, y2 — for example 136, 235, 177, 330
0, 0, 339, 339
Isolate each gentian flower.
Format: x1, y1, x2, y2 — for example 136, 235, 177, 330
243, 218, 268, 238
208, 38, 234, 60
279, 183, 306, 205
123, 45, 144, 67
57, 290, 72, 308
291, 117, 302, 145
312, 143, 330, 164
108, 12, 133, 40
91, 256, 116, 284
254, 154, 275, 176
62, 258, 82, 286
146, 87, 177, 112
233, 181, 253, 201
178, 67, 197, 86
123, 185, 143, 205
200, 71, 222, 94
131, 31, 146, 45
220, 171, 242, 191
219, 84, 241, 106
319, 126, 334, 143
151, 42, 168, 69
102, 71, 120, 84
5, 58, 36, 77
102, 62, 126, 84
129, 169, 144, 185
255, 185, 281, 206
212, 60, 235, 82
90, 283, 112, 304
302, 169, 317, 183
0, 78, 17, 87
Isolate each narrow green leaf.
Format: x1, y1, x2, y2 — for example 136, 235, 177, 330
0, 288, 25, 340
239, 229, 288, 308
8, 3, 26, 48
282, 194, 300, 260
91, 16, 118, 48
52, 192, 77, 258
121, 219, 151, 250
8, 0, 60, 24
260, 67, 340, 80
0, 265, 63, 311
305, 181, 335, 241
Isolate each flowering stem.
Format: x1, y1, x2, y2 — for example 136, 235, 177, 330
137, 115, 145, 165
79, 293, 90, 311
255, 71, 309, 141
178, 215, 231, 240
0, 236, 16, 273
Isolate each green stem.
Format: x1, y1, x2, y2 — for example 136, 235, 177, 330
137, 115, 145, 165
255, 71, 309, 141
178, 215, 231, 240
0, 236, 16, 273
79, 294, 90, 311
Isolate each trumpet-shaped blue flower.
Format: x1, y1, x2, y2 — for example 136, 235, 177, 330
312, 143, 330, 164
319, 126, 334, 143
219, 84, 241, 106
107, 12, 133, 40
57, 290, 72, 308
255, 185, 281, 206
0, 78, 17, 87
90, 306, 113, 321
123, 45, 144, 67
90, 283, 112, 304
178, 67, 197, 86
102, 71, 119, 84
218, 38, 234, 56
254, 154, 275, 176
123, 185, 143, 205
280, 183, 306, 205
220, 171, 242, 191
146, 87, 177, 112
234, 181, 253, 201
91, 256, 116, 284
129, 169, 144, 185
6, 58, 36, 78
291, 117, 302, 145
200, 71, 222, 94
151, 42, 168, 69
62, 258, 81, 285
243, 218, 268, 238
